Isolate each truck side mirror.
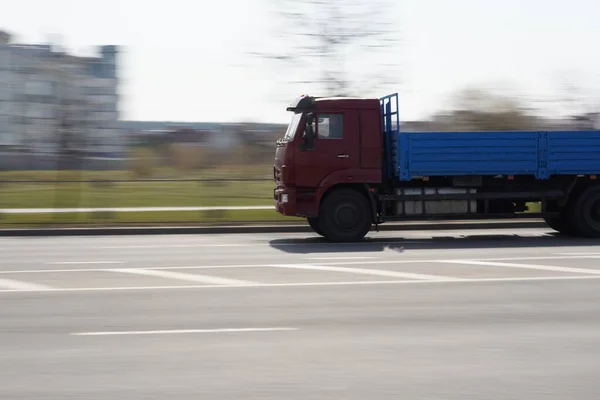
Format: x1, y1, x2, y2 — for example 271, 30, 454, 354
302, 113, 316, 151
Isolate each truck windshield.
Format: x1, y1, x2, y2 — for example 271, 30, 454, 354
283, 113, 303, 142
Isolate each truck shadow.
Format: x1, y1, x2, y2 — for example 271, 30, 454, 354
268, 233, 598, 255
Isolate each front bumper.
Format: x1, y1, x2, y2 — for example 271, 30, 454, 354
274, 186, 297, 216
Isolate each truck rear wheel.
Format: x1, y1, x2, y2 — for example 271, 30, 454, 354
569, 186, 600, 238
307, 217, 324, 236
544, 211, 575, 235
318, 189, 372, 242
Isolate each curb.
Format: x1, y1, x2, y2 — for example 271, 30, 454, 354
0, 220, 548, 237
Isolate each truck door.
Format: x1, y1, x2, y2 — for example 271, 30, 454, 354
295, 111, 360, 188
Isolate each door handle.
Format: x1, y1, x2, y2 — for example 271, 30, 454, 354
338, 154, 349, 159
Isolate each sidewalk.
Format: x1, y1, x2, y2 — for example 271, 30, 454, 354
0, 219, 548, 237
0, 206, 274, 214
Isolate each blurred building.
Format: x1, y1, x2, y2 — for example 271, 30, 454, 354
0, 30, 124, 156
120, 121, 285, 149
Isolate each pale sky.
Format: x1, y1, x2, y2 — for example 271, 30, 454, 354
2, 0, 599, 123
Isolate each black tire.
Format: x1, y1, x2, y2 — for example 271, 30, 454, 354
569, 185, 600, 238
318, 189, 373, 242
307, 217, 324, 236
544, 211, 575, 235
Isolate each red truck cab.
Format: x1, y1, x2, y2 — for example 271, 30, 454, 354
274, 95, 383, 241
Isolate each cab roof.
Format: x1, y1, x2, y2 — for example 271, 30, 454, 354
287, 95, 380, 112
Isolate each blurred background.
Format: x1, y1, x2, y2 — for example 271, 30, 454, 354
1, 0, 599, 227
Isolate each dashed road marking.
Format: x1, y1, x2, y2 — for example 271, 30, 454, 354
100, 244, 257, 249
440, 260, 600, 275
48, 261, 125, 265
111, 268, 257, 286
555, 253, 600, 256
307, 256, 377, 261
98, 240, 428, 250
0, 264, 267, 274
0, 278, 53, 291
71, 327, 299, 336
269, 264, 459, 281
2, 255, 600, 275
1, 274, 600, 293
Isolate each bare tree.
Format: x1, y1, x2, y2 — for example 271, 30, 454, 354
525, 73, 600, 127
431, 87, 542, 132
256, 0, 401, 98
553, 75, 599, 117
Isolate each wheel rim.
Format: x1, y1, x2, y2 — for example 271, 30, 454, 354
334, 203, 360, 230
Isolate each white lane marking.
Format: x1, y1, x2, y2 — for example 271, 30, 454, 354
100, 244, 259, 249
269, 264, 458, 281
7, 253, 600, 270
0, 264, 267, 274
110, 268, 257, 286
308, 256, 377, 261
2, 255, 600, 275
98, 240, 429, 250
71, 327, 298, 336
440, 260, 600, 275
324, 256, 600, 266
0, 278, 53, 291
555, 253, 600, 256
1, 275, 600, 293
48, 261, 125, 265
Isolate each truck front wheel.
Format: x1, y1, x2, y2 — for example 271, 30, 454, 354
307, 217, 324, 236
570, 186, 600, 238
318, 189, 372, 242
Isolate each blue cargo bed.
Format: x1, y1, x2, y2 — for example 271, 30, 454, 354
394, 130, 600, 181
379, 93, 600, 182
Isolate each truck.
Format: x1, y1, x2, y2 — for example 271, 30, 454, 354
273, 93, 600, 242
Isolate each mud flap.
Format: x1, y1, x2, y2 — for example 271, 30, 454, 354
364, 184, 380, 232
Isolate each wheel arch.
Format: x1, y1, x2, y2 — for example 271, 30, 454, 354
314, 168, 381, 219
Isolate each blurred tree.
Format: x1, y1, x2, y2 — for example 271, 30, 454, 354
256, 0, 401, 97
432, 87, 542, 131
523, 73, 600, 127
129, 147, 156, 178
551, 78, 600, 128
551, 74, 599, 117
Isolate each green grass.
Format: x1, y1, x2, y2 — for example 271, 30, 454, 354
0, 209, 303, 228
0, 165, 272, 181
0, 169, 542, 228
0, 180, 274, 209
0, 171, 285, 227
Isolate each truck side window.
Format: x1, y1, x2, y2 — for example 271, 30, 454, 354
317, 114, 343, 139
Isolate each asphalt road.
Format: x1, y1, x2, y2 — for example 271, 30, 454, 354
2, 227, 600, 399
